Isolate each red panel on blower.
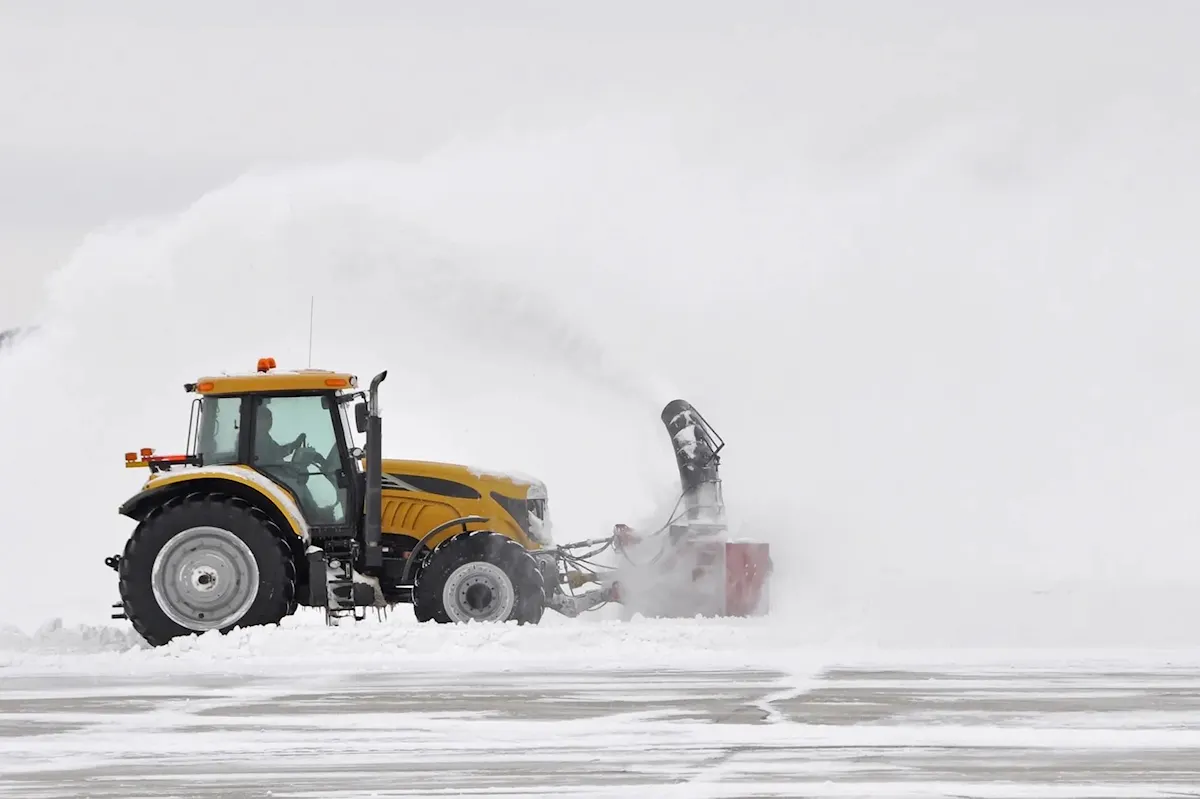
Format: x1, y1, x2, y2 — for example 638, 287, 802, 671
725, 541, 771, 616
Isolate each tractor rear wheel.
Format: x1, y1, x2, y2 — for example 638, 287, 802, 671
412, 531, 545, 625
117, 494, 297, 647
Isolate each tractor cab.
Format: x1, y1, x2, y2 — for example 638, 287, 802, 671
189, 358, 368, 536
132, 357, 375, 540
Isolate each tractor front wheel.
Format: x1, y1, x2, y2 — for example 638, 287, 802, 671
117, 494, 297, 647
412, 531, 545, 625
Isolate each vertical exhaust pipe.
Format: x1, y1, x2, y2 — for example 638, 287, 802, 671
363, 370, 388, 570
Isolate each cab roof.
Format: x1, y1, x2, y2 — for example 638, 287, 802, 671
186, 358, 358, 396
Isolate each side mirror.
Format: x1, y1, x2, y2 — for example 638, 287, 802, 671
354, 401, 368, 434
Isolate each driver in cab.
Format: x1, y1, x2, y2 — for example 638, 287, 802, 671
252, 402, 339, 523
253, 405, 306, 465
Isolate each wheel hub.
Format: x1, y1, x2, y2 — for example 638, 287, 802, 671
192, 567, 218, 591
465, 582, 492, 609
443, 561, 515, 623
151, 526, 260, 632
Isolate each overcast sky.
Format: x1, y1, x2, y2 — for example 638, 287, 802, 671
4, 0, 1197, 327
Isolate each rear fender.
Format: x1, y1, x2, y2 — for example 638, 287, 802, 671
118, 465, 310, 543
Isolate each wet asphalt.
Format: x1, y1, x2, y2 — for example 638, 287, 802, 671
2, 663, 1200, 797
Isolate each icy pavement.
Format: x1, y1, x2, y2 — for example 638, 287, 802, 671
3, 615, 1200, 798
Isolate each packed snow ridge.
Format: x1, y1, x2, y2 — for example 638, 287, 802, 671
7, 611, 1200, 680
0, 613, 816, 675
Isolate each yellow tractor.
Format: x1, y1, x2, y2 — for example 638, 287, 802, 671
105, 358, 770, 646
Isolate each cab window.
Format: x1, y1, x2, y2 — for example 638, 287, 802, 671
195, 396, 241, 465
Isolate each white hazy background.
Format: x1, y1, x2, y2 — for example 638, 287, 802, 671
2, 1, 1200, 647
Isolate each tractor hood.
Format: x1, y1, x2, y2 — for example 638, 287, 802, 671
379, 459, 548, 501
378, 459, 552, 546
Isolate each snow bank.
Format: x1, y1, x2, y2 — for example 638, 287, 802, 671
6, 609, 1200, 680
0, 618, 148, 657
0, 613, 832, 677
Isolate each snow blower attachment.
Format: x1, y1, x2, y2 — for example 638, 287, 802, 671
106, 357, 768, 647
545, 399, 772, 619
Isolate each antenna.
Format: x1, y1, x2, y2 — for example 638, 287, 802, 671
307, 295, 314, 368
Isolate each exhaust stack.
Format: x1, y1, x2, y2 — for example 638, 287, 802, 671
362, 370, 388, 570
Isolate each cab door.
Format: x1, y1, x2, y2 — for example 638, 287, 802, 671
247, 392, 354, 529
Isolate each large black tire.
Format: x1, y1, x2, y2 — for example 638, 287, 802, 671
412, 531, 545, 625
117, 493, 297, 647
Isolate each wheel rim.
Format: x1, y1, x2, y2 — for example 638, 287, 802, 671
151, 526, 260, 632
442, 561, 515, 623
